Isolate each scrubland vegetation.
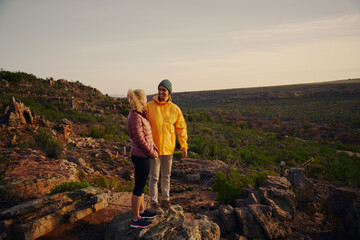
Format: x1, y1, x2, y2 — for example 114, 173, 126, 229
173, 82, 360, 188
1, 70, 359, 193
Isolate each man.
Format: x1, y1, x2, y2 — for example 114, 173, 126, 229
147, 79, 188, 214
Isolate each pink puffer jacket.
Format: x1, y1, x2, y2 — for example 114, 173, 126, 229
127, 109, 158, 158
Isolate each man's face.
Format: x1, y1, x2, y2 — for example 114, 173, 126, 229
158, 86, 170, 101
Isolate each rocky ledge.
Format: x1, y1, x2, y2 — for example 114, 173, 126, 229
105, 205, 220, 240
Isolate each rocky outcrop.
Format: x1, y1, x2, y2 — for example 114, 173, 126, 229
287, 168, 314, 204
205, 176, 294, 239
105, 205, 220, 240
260, 175, 296, 220
172, 159, 227, 179
0, 187, 111, 240
70, 137, 105, 149
55, 118, 72, 143
3, 97, 37, 126
327, 187, 360, 239
0, 153, 79, 204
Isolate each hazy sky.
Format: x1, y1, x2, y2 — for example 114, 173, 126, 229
1, 0, 360, 96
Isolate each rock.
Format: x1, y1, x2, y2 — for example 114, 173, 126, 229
235, 207, 264, 239
248, 204, 291, 239
260, 176, 296, 219
278, 161, 288, 177
56, 118, 72, 142
76, 158, 86, 167
4, 97, 36, 126
185, 173, 201, 182
262, 175, 292, 190
196, 215, 221, 240
104, 205, 220, 240
68, 156, 87, 167
171, 159, 227, 179
0, 158, 78, 204
327, 187, 360, 239
287, 168, 314, 203
234, 193, 258, 208
226, 175, 295, 239
83, 166, 95, 173
202, 209, 224, 232
71, 137, 103, 149
104, 149, 119, 160
10, 133, 16, 146
118, 146, 126, 155
0, 187, 111, 240
218, 205, 237, 233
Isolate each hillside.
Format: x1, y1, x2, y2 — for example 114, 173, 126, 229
172, 78, 360, 128
0, 70, 360, 239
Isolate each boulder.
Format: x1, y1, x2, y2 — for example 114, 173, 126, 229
287, 168, 314, 203
234, 193, 258, 208
235, 207, 264, 239
218, 205, 237, 233
0, 187, 111, 240
56, 118, 72, 143
67, 156, 87, 167
185, 173, 201, 182
217, 175, 295, 239
327, 187, 360, 239
104, 205, 220, 240
248, 204, 291, 239
4, 97, 36, 126
0, 159, 78, 204
171, 159, 227, 179
260, 176, 296, 219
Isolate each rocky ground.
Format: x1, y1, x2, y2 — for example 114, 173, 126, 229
1, 144, 357, 240
1, 98, 360, 240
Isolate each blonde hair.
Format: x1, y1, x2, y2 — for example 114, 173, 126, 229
127, 89, 146, 112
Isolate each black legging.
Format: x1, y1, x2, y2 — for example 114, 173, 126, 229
131, 155, 150, 196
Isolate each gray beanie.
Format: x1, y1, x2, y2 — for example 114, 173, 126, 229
158, 79, 172, 93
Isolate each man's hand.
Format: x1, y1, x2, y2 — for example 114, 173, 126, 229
181, 149, 188, 159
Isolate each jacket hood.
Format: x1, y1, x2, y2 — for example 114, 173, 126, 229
152, 95, 172, 104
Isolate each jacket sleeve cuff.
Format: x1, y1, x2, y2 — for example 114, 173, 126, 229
180, 146, 188, 150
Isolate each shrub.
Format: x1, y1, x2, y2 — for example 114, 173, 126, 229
213, 168, 276, 203
90, 176, 134, 192
89, 128, 106, 139
49, 180, 90, 195
33, 128, 64, 158
0, 154, 11, 182
173, 151, 182, 160
79, 170, 87, 181
213, 168, 248, 203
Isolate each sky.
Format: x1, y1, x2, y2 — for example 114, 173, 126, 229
0, 0, 360, 96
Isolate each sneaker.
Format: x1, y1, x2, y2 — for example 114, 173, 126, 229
150, 202, 164, 215
140, 209, 157, 219
130, 217, 152, 229
161, 200, 177, 214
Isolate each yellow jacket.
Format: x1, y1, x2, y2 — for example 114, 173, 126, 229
146, 95, 188, 155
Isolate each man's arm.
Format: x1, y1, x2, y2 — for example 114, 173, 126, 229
175, 108, 188, 158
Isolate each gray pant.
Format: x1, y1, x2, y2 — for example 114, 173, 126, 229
149, 155, 173, 204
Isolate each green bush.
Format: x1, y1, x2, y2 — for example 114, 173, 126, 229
79, 170, 87, 181
49, 180, 90, 195
33, 128, 64, 158
173, 151, 182, 160
89, 128, 106, 139
90, 176, 134, 192
213, 168, 276, 203
213, 169, 246, 203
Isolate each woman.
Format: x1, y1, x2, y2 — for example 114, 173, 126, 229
127, 89, 159, 229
